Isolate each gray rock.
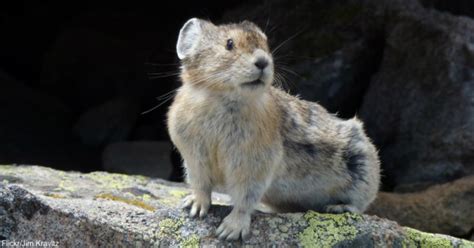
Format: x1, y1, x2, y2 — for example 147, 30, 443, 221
359, 2, 474, 188
102, 141, 173, 179
368, 175, 474, 239
420, 0, 474, 18
1, 165, 472, 247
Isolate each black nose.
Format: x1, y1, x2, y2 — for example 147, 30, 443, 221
254, 58, 268, 70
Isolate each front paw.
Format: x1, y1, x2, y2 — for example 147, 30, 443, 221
216, 212, 251, 241
182, 192, 211, 218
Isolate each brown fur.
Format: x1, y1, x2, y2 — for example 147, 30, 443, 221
168, 18, 380, 241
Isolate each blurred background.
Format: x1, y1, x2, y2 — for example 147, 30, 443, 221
0, 0, 473, 240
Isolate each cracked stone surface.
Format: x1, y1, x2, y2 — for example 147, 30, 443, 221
1, 165, 472, 247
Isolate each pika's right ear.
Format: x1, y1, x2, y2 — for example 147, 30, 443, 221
177, 18, 205, 60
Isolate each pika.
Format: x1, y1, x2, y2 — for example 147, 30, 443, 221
167, 18, 380, 241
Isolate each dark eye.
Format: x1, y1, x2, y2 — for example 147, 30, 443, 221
226, 39, 234, 50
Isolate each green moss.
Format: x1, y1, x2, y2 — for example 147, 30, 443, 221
298, 211, 362, 248
182, 234, 200, 248
95, 193, 155, 211
403, 227, 454, 248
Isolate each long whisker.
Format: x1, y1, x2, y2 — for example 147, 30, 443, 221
188, 71, 226, 90
148, 72, 181, 79
273, 71, 285, 89
156, 89, 178, 100
281, 68, 296, 87
148, 70, 180, 75
145, 62, 180, 66
142, 70, 229, 115
141, 95, 176, 115
141, 88, 179, 115
264, 17, 271, 33
271, 28, 306, 56
267, 23, 279, 36
263, 4, 272, 34
277, 65, 303, 79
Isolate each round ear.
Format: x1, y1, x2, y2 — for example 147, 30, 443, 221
176, 18, 204, 60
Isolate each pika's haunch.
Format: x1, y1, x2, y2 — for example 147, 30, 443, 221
167, 18, 380, 241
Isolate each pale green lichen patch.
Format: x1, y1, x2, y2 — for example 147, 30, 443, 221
55, 180, 76, 192
298, 211, 362, 248
0, 165, 19, 173
169, 189, 188, 198
142, 193, 152, 201
85, 171, 147, 190
0, 165, 55, 176
403, 227, 455, 248
158, 218, 201, 247
459, 239, 474, 248
182, 234, 200, 248
159, 188, 188, 207
158, 218, 184, 239
160, 198, 179, 207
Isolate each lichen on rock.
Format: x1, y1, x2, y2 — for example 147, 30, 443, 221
299, 211, 362, 247
181, 234, 200, 248
95, 193, 156, 211
1, 165, 473, 247
85, 171, 148, 190
402, 227, 471, 248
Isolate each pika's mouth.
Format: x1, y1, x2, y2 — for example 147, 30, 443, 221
242, 79, 264, 87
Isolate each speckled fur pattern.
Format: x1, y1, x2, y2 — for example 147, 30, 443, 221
167, 18, 380, 241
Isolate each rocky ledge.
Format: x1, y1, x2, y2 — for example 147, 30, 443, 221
0, 165, 472, 247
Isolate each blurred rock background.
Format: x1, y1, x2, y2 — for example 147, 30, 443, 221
0, 0, 473, 240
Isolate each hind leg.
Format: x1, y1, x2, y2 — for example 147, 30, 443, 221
323, 179, 376, 214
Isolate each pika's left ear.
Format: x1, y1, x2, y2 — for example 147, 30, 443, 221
176, 18, 206, 60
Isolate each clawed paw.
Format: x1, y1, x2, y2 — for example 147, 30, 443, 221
216, 212, 251, 241
325, 204, 359, 214
182, 193, 211, 218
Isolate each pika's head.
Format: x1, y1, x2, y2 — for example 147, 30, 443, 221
176, 18, 273, 93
